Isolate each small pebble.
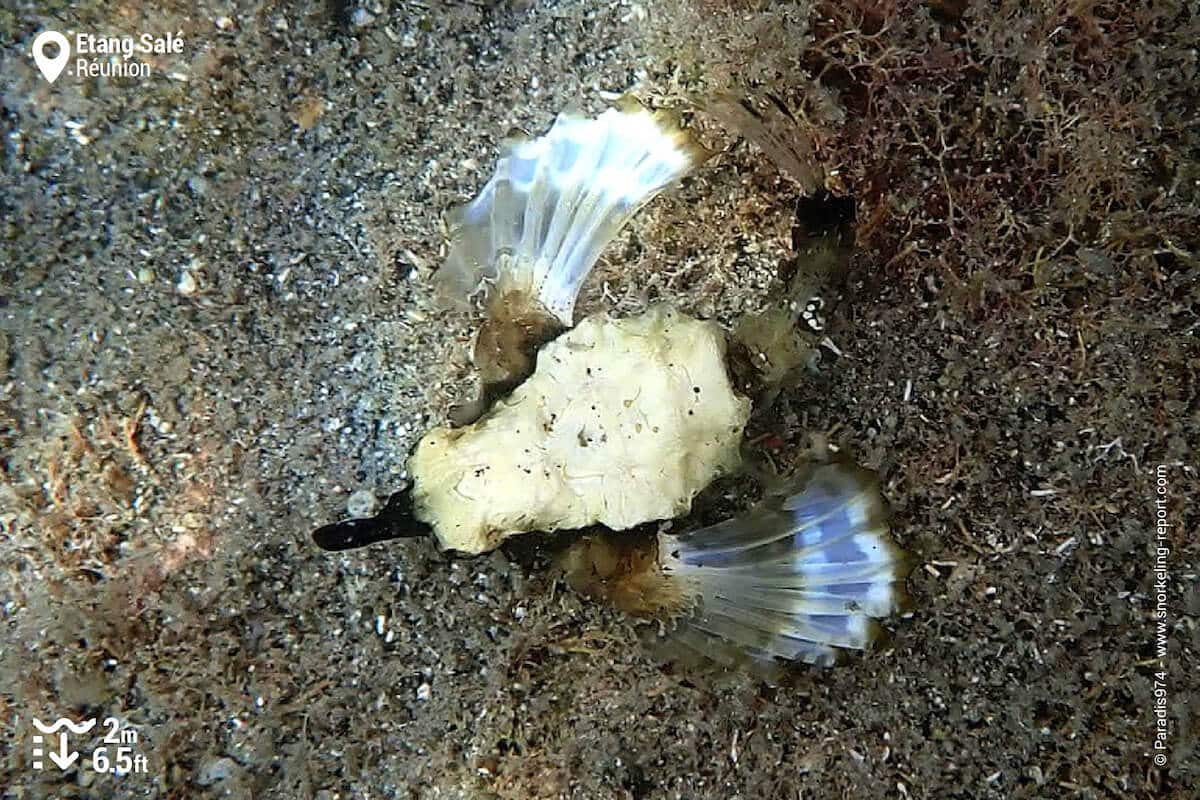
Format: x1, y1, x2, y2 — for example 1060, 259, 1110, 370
196, 757, 237, 786
177, 271, 198, 296
347, 489, 378, 518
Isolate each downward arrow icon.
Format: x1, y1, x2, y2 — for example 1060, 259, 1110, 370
47, 733, 79, 770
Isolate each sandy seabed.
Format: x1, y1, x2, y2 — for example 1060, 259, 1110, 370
1, 2, 1196, 798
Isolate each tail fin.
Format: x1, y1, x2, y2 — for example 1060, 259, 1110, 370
435, 98, 708, 326
660, 463, 911, 668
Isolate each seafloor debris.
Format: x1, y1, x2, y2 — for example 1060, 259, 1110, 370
562, 461, 911, 669
708, 92, 824, 194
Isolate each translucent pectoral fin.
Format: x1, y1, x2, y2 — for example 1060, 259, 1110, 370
660, 463, 912, 668
435, 99, 709, 326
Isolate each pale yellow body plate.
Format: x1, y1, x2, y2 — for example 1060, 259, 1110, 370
410, 306, 750, 554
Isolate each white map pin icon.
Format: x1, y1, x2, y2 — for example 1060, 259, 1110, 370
32, 30, 70, 84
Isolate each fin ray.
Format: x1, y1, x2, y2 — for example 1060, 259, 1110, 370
436, 101, 707, 325
660, 463, 911, 668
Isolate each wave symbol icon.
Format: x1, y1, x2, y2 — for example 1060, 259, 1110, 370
33, 718, 97, 735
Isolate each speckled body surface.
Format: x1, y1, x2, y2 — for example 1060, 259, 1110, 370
411, 306, 750, 554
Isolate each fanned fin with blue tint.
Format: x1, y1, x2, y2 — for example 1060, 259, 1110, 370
435, 98, 708, 326
659, 463, 911, 668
